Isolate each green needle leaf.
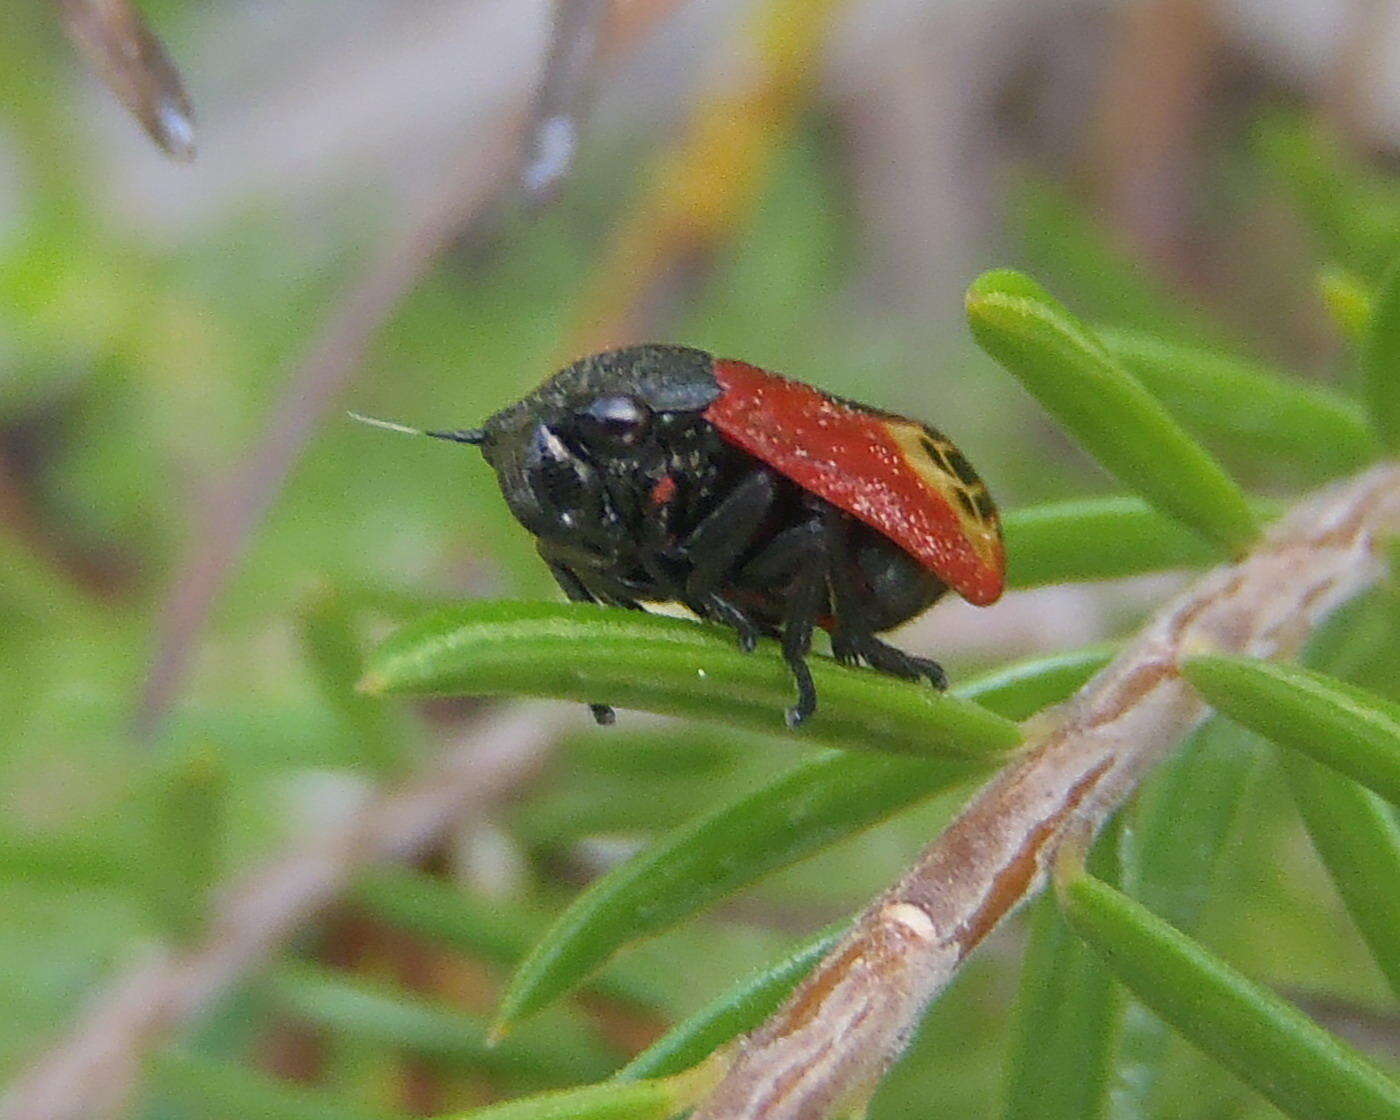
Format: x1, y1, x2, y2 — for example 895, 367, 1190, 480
430, 1070, 711, 1120
1004, 819, 1124, 1120
966, 270, 1261, 556
1004, 496, 1217, 586
495, 751, 980, 1035
352, 867, 543, 968
1112, 719, 1267, 1116
1279, 752, 1400, 998
1095, 328, 1377, 475
1182, 656, 1400, 806
0, 830, 127, 887
1003, 896, 1120, 1120
1253, 114, 1400, 278
139, 747, 225, 944
361, 601, 1021, 759
946, 645, 1112, 721
1363, 254, 1400, 450
618, 927, 843, 1081
491, 648, 1103, 1035
1058, 872, 1400, 1120
1264, 591, 1400, 999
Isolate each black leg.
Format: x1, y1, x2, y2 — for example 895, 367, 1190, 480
680, 470, 776, 601
781, 553, 826, 728
822, 511, 947, 691
543, 557, 619, 725
848, 637, 948, 690
736, 521, 825, 586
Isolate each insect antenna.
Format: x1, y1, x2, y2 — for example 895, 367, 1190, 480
348, 411, 486, 446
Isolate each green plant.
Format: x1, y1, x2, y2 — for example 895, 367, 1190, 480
4, 18, 1399, 1114
337, 261, 1400, 1115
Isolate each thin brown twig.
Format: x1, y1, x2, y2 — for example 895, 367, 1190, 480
0, 703, 572, 1120
522, 0, 611, 204
54, 0, 196, 160
692, 464, 1400, 1120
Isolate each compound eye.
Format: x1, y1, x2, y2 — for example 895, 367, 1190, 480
580, 395, 652, 446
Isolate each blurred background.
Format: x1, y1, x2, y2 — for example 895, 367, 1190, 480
1, 1, 1397, 1117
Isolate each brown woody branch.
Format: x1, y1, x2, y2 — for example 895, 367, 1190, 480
692, 464, 1400, 1120
55, 0, 196, 160
0, 704, 571, 1120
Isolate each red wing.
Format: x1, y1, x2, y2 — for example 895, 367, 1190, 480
704, 360, 1004, 606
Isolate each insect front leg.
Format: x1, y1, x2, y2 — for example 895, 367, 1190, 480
736, 514, 831, 727
678, 470, 776, 651
541, 551, 623, 726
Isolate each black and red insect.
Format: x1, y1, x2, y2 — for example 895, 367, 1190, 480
356, 344, 1004, 727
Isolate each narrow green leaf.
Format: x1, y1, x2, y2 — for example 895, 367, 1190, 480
496, 752, 980, 1034
1363, 254, 1400, 450
268, 965, 618, 1084
149, 1050, 399, 1120
1095, 328, 1376, 474
1320, 266, 1374, 344
1003, 895, 1120, 1120
362, 602, 1021, 759
1059, 873, 1400, 1120
619, 927, 843, 1082
433, 1072, 705, 1120
1275, 589, 1400, 998
1112, 719, 1267, 1118
1182, 656, 1400, 807
1280, 752, 1400, 997
493, 648, 1101, 1034
300, 584, 409, 774
947, 645, 1112, 721
966, 270, 1260, 556
1004, 496, 1217, 586
569, 728, 743, 778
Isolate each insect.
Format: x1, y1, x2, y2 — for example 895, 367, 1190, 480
354, 344, 1004, 727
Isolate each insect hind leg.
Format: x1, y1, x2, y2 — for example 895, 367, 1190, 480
843, 635, 947, 691
823, 511, 947, 692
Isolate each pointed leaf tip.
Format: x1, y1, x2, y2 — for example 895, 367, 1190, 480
1060, 872, 1400, 1120
1182, 654, 1400, 807
966, 270, 1260, 558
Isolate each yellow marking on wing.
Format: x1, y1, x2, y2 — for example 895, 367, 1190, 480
886, 422, 1002, 569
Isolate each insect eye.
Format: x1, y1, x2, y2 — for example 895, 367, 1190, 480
579, 395, 652, 445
